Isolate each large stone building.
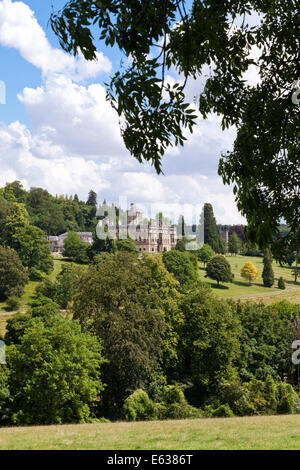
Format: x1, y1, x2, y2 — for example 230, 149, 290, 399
126, 204, 177, 254
48, 232, 93, 253
100, 203, 177, 254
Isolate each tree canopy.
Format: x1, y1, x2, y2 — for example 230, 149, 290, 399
6, 312, 104, 425
206, 254, 233, 286
73, 252, 168, 414
241, 261, 258, 285
51, 0, 300, 258
0, 246, 29, 300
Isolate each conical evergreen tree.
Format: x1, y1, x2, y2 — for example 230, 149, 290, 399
86, 190, 97, 206
262, 249, 274, 287
203, 203, 223, 253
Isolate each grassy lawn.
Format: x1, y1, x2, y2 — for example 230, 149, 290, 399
1, 415, 300, 450
199, 255, 300, 302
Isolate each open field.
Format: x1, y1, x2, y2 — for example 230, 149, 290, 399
198, 255, 300, 303
1, 415, 300, 450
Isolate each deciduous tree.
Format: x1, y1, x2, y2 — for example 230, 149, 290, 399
241, 261, 258, 285
206, 255, 233, 287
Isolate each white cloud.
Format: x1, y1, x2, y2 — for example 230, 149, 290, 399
18, 75, 126, 157
0, 0, 111, 80
0, 0, 246, 225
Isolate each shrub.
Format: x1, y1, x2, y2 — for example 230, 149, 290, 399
116, 238, 139, 254
5, 314, 31, 345
157, 385, 201, 420
233, 377, 298, 416
278, 277, 286, 289
276, 382, 298, 414
212, 404, 234, 417
123, 390, 157, 421
29, 268, 44, 282
6, 296, 20, 312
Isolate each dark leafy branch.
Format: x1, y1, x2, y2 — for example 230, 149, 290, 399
51, 0, 300, 259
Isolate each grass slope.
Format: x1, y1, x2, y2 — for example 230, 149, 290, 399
199, 255, 300, 303
1, 415, 300, 450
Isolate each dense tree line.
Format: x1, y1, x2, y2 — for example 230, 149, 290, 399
0, 181, 99, 235
0, 250, 299, 425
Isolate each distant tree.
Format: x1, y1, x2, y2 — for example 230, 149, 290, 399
0, 246, 29, 300
63, 231, 89, 263
162, 250, 198, 291
229, 225, 245, 243
0, 366, 10, 425
206, 255, 233, 287
10, 225, 54, 276
7, 312, 104, 425
116, 238, 139, 254
228, 232, 241, 255
175, 238, 187, 252
286, 250, 296, 267
86, 190, 97, 207
3, 185, 16, 203
292, 255, 299, 284
197, 243, 214, 267
5, 296, 20, 312
262, 250, 275, 287
31, 201, 67, 236
87, 234, 116, 260
3, 203, 29, 243
5, 181, 27, 203
0, 197, 10, 241
27, 187, 51, 210
5, 313, 31, 345
204, 203, 223, 253
36, 264, 84, 309
278, 277, 286, 290
241, 261, 258, 285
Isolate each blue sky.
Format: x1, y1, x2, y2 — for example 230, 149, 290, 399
0, 0, 250, 224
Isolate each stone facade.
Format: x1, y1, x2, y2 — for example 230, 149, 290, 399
123, 203, 177, 254
47, 232, 93, 253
